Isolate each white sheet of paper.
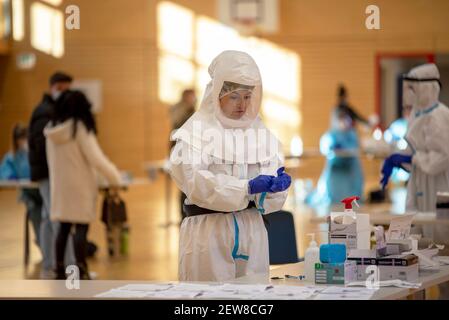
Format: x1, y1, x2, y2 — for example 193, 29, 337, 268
220, 283, 270, 293
118, 284, 173, 292
174, 283, 224, 292
347, 280, 421, 288
198, 291, 255, 299
314, 286, 376, 300
95, 289, 149, 298
149, 290, 201, 299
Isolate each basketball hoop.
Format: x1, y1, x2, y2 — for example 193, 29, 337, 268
218, 0, 279, 36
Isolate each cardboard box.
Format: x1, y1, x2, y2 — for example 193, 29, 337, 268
379, 264, 419, 281
348, 253, 419, 281
328, 212, 370, 252
347, 256, 378, 281
315, 261, 358, 285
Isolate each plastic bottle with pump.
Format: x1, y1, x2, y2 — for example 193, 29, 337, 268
304, 233, 320, 283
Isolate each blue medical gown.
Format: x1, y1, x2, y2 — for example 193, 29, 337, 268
307, 129, 364, 206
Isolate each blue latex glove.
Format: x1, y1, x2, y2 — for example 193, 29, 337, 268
380, 154, 412, 189
333, 143, 343, 150
248, 174, 274, 194
269, 167, 292, 193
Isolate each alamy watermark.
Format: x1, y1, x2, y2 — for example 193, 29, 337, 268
65, 5, 80, 30
169, 120, 281, 166
65, 265, 80, 290
366, 5, 380, 30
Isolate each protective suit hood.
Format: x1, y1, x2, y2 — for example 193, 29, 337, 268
403, 63, 441, 113
171, 50, 281, 164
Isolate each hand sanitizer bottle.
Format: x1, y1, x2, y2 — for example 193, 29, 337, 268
304, 233, 319, 283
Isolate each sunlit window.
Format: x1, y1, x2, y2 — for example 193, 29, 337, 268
41, 0, 62, 6
0, 0, 11, 39
157, 2, 194, 60
12, 0, 24, 41
157, 1, 301, 150
31, 2, 64, 58
159, 54, 195, 105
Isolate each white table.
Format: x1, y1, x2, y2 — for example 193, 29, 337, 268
238, 261, 449, 300
310, 211, 449, 227
1, 261, 448, 299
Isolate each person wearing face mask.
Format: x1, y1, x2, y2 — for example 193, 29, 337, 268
168, 51, 291, 281
0, 124, 43, 253
306, 109, 364, 207
380, 64, 449, 241
380, 64, 449, 210
28, 71, 75, 279
336, 84, 371, 129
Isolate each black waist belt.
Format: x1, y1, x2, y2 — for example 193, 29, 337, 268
183, 201, 257, 217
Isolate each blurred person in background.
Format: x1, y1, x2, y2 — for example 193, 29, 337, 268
168, 89, 197, 222
0, 124, 42, 253
45, 90, 122, 280
28, 71, 76, 279
306, 109, 364, 207
381, 63, 449, 241
335, 84, 372, 129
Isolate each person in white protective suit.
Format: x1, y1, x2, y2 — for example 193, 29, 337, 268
167, 50, 291, 282
380, 63, 449, 244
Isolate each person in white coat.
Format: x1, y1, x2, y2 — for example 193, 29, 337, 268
45, 90, 122, 279
381, 63, 449, 243
168, 50, 291, 282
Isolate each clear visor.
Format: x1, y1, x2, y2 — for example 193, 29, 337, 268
216, 81, 260, 126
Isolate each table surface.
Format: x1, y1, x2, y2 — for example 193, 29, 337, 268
1, 262, 448, 300
310, 211, 449, 226
0, 177, 150, 190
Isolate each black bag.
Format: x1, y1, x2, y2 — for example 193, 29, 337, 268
101, 190, 127, 226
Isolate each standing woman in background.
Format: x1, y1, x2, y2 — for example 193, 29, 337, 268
45, 90, 122, 279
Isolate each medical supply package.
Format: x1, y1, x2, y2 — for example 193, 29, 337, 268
315, 261, 357, 285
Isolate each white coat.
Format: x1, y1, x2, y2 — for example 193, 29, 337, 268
45, 120, 122, 224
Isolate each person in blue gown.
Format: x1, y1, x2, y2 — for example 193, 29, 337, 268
306, 109, 364, 207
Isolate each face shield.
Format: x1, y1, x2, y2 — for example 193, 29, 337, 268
331, 109, 352, 131
218, 81, 256, 121
402, 63, 441, 113
170, 51, 281, 164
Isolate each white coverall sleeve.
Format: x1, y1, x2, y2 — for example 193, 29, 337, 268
168, 141, 250, 212
254, 155, 288, 215
412, 121, 449, 176
77, 125, 122, 186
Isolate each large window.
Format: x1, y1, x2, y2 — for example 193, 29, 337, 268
157, 1, 301, 147
12, 0, 24, 41
31, 1, 64, 57
10, 0, 64, 58
0, 0, 11, 40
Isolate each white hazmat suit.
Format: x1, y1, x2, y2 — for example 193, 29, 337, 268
168, 51, 288, 281
403, 63, 449, 244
